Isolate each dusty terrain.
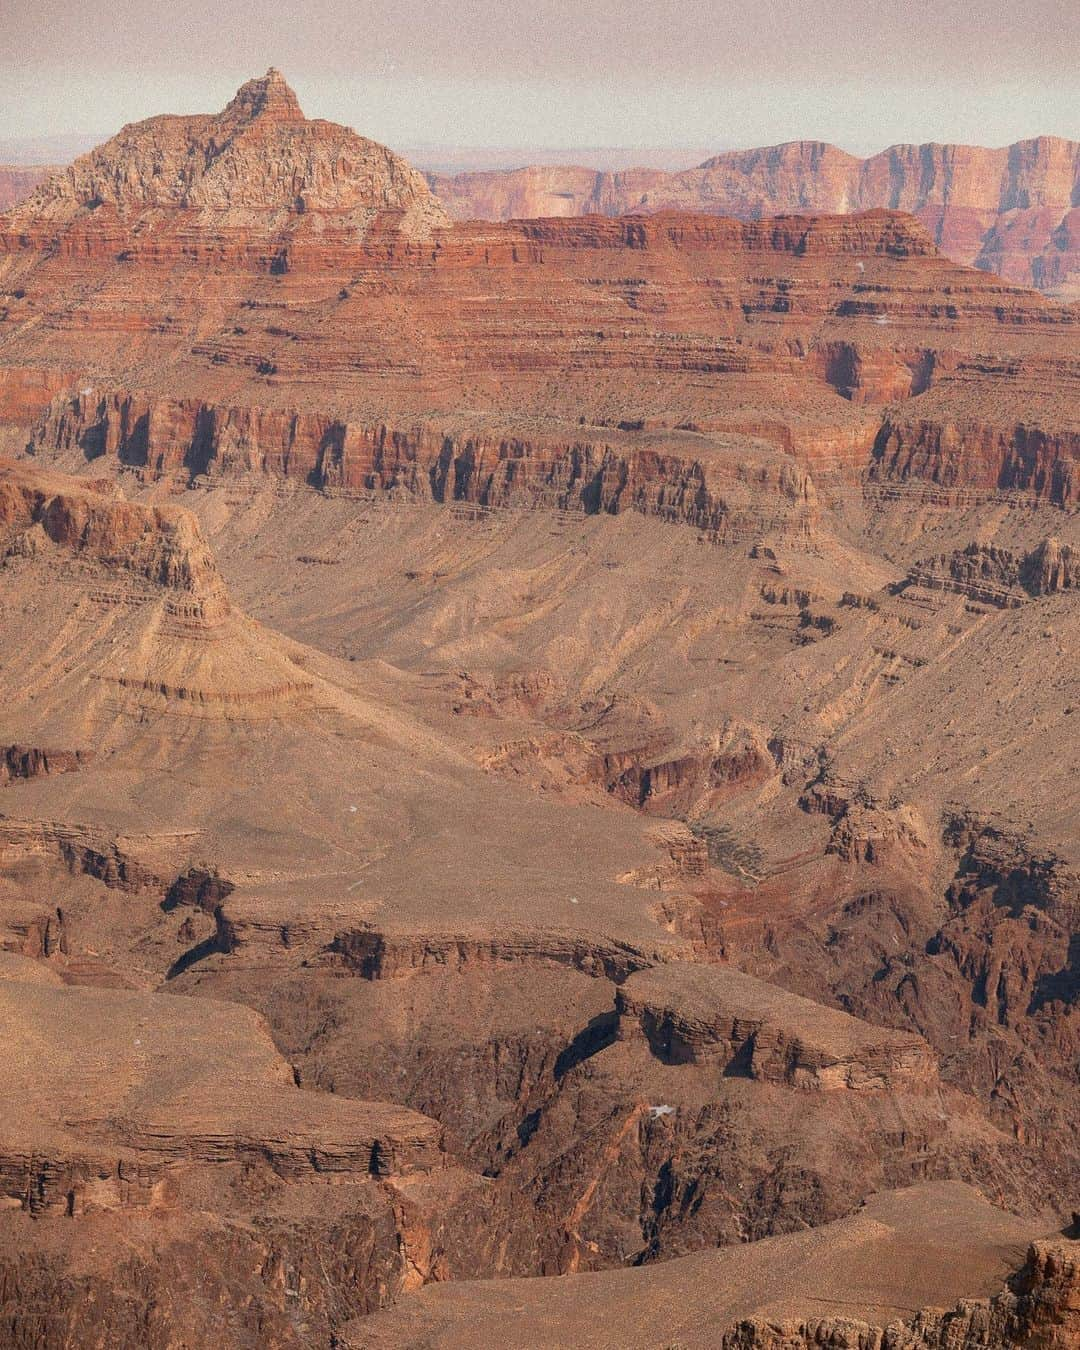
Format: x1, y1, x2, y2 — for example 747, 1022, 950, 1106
0, 72, 1076, 1348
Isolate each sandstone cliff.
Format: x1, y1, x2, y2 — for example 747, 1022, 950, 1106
430, 136, 1080, 298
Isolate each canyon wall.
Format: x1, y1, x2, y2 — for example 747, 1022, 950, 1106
430, 136, 1080, 298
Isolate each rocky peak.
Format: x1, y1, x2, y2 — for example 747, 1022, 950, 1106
220, 68, 305, 127
8, 69, 448, 236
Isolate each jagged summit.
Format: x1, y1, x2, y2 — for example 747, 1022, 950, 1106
9, 70, 448, 235
223, 68, 306, 125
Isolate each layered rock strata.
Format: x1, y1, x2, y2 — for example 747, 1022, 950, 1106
617, 963, 938, 1090
430, 136, 1080, 298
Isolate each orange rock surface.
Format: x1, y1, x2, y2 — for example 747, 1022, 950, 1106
1, 83, 1076, 524
0, 72, 1077, 1349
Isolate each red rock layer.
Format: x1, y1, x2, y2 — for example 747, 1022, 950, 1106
28, 389, 819, 542
2, 76, 1077, 515
871, 410, 1080, 505
430, 136, 1080, 298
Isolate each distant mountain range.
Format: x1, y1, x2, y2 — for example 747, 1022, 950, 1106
427, 137, 1080, 298
4, 132, 1078, 298
0, 164, 61, 211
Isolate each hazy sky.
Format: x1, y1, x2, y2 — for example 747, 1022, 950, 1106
2, 0, 1077, 154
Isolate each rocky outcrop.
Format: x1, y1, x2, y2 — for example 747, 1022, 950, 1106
0, 1179, 436, 1347
929, 817, 1078, 1033
1024, 537, 1080, 595
7, 70, 448, 240
0, 817, 163, 894
904, 538, 1080, 606
0, 456, 227, 604
617, 963, 938, 1090
0, 745, 89, 783
3, 83, 1076, 530
212, 899, 665, 982
601, 726, 774, 812
722, 1238, 1080, 1348
0, 976, 444, 1206
249, 961, 1037, 1276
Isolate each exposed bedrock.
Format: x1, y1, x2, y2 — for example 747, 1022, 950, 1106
0, 745, 90, 784
0, 1196, 418, 1348
0, 960, 456, 1346
354, 1201, 1077, 1349
200, 954, 1049, 1278
1, 69, 448, 255
0, 72, 1076, 1348
27, 374, 1080, 525
870, 411, 1080, 504
811, 340, 942, 404
616, 963, 938, 1091
714, 813, 1080, 1205
0, 978, 444, 1196
723, 1237, 1080, 1348
599, 728, 774, 814
27, 389, 820, 541
0, 454, 228, 603
902, 536, 1079, 607
0, 817, 164, 894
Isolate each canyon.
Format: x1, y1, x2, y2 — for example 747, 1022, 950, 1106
5, 132, 1079, 299
429, 136, 1080, 301
0, 71, 1076, 1348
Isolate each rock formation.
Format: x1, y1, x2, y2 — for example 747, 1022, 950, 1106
0, 72, 1076, 1347
430, 135, 1080, 299
10, 69, 447, 240
355, 1184, 1073, 1347
617, 963, 938, 1089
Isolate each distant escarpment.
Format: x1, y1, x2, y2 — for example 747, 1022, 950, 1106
430, 135, 1080, 299
0, 164, 54, 211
